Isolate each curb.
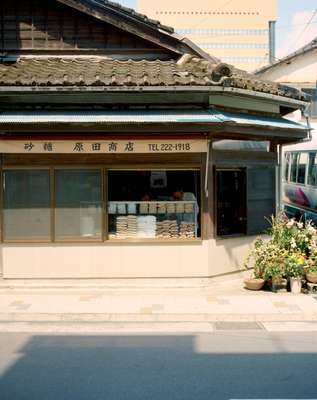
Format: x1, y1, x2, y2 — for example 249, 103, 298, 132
1, 312, 317, 323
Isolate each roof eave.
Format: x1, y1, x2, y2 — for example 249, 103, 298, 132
0, 85, 309, 108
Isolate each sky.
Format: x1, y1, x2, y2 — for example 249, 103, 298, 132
115, 0, 317, 60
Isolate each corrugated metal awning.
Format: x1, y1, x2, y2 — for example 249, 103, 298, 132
0, 109, 308, 131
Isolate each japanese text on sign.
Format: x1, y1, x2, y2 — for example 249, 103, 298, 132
0, 140, 207, 154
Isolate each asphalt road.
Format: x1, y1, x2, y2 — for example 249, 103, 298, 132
0, 331, 317, 400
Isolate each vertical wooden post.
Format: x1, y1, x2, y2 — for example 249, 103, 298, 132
201, 139, 214, 240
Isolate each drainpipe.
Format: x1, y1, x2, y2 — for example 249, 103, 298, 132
301, 104, 313, 142
277, 144, 283, 212
269, 21, 276, 64
204, 139, 211, 197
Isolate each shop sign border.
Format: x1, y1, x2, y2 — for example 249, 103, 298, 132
0, 139, 208, 154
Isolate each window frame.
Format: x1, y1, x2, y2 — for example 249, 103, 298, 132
53, 167, 105, 243
1, 167, 52, 244
106, 167, 202, 242
0, 165, 203, 243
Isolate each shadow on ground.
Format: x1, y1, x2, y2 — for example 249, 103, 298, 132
0, 332, 317, 400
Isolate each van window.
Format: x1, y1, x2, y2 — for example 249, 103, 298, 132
308, 152, 317, 186
284, 153, 290, 181
297, 152, 308, 184
290, 153, 298, 183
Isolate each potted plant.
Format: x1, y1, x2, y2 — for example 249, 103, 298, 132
285, 253, 305, 294
264, 262, 287, 293
306, 263, 317, 283
243, 238, 266, 290
244, 274, 265, 291
243, 238, 286, 291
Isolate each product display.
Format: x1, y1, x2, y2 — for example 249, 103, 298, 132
166, 203, 176, 213
184, 203, 194, 213
148, 203, 157, 214
179, 222, 195, 238
175, 203, 185, 213
139, 203, 149, 214
127, 203, 137, 214
137, 215, 156, 238
117, 203, 126, 214
127, 215, 137, 237
157, 203, 166, 214
116, 216, 128, 238
108, 202, 117, 214
108, 201, 197, 239
156, 220, 178, 238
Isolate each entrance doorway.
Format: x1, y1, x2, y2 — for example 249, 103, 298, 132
216, 169, 247, 236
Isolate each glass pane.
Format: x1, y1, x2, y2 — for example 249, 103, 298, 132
284, 153, 290, 181
308, 152, 317, 186
107, 170, 200, 239
3, 170, 50, 240
290, 153, 298, 183
297, 152, 308, 184
55, 170, 102, 240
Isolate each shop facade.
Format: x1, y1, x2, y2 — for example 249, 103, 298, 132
0, 0, 310, 279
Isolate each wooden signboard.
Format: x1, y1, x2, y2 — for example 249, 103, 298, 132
0, 139, 208, 154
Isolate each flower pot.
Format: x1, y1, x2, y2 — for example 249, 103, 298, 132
290, 277, 302, 294
244, 278, 265, 291
306, 272, 317, 283
271, 278, 287, 293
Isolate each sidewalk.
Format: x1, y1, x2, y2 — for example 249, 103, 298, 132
0, 278, 317, 332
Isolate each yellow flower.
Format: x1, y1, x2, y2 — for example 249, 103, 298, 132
297, 255, 306, 265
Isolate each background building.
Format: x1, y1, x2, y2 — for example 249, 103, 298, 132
137, 0, 277, 71
255, 36, 317, 118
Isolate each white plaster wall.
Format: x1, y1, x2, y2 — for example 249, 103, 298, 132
258, 51, 317, 84
1, 236, 257, 279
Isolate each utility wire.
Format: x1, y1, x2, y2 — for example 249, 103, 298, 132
286, 9, 317, 54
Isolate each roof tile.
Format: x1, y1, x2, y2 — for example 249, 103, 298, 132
0, 56, 309, 101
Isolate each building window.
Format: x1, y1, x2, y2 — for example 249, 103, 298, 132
107, 170, 201, 240
3, 170, 51, 241
176, 28, 269, 36
55, 169, 103, 241
197, 43, 268, 49
220, 56, 268, 64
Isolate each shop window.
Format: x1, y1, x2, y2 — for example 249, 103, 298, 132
107, 170, 200, 240
3, 170, 51, 241
55, 170, 102, 240
308, 152, 317, 186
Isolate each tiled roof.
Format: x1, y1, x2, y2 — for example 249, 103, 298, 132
0, 56, 309, 101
